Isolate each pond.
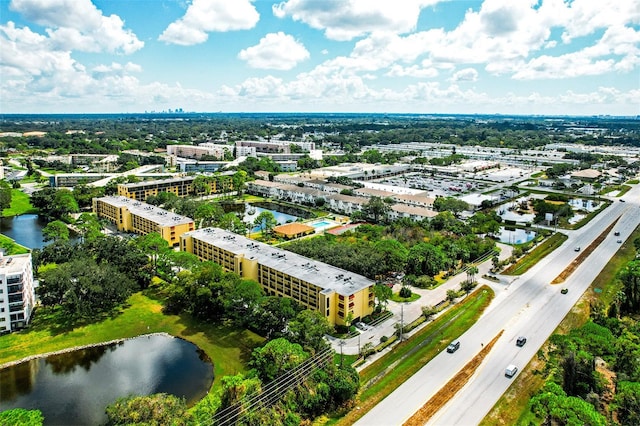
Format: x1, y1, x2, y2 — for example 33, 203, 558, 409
0, 334, 214, 425
495, 227, 536, 244
568, 198, 600, 212
0, 214, 49, 249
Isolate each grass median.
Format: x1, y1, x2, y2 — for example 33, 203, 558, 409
503, 232, 568, 275
329, 286, 494, 426
481, 224, 640, 426
0, 291, 264, 391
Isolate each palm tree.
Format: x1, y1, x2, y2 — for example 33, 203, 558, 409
466, 265, 479, 284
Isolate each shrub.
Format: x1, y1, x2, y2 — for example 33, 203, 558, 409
399, 286, 412, 298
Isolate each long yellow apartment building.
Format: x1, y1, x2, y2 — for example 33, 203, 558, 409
93, 196, 194, 246
117, 172, 234, 200
180, 228, 375, 326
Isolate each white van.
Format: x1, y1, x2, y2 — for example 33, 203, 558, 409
505, 364, 518, 378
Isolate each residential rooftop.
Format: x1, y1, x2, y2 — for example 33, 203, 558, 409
96, 196, 194, 226
184, 228, 374, 295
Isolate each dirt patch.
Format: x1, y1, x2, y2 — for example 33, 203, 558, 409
551, 218, 619, 284
403, 330, 504, 426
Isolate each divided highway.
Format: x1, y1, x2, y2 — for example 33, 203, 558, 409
355, 186, 639, 426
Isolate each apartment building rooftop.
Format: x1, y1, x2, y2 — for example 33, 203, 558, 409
0, 253, 31, 274
185, 228, 373, 295
96, 196, 194, 226
120, 171, 234, 189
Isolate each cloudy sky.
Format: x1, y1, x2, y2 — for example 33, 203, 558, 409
1, 0, 638, 115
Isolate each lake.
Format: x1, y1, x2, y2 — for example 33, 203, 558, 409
0, 334, 214, 425
0, 214, 48, 249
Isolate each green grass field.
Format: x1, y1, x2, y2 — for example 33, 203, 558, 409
0, 234, 30, 255
0, 291, 264, 391
2, 189, 38, 217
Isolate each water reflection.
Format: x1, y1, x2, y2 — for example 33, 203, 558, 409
0, 334, 214, 425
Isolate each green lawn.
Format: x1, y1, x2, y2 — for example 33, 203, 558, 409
0, 291, 264, 391
3, 189, 38, 217
0, 234, 30, 255
391, 292, 421, 303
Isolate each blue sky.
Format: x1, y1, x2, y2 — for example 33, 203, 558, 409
1, 0, 638, 115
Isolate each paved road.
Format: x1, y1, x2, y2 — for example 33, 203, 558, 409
355, 186, 639, 426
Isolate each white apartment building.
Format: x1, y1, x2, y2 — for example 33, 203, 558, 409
0, 253, 36, 333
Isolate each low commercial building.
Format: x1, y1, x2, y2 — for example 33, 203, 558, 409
180, 228, 375, 326
93, 196, 194, 246
0, 253, 36, 333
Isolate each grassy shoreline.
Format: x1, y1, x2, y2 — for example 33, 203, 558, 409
0, 291, 264, 392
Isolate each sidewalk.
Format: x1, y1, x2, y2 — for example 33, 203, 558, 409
328, 243, 516, 366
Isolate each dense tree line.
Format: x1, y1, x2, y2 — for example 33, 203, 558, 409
524, 242, 640, 425
33, 237, 150, 319
283, 218, 496, 282
2, 114, 638, 158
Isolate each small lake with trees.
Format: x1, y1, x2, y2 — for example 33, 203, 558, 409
0, 334, 214, 425
0, 214, 48, 249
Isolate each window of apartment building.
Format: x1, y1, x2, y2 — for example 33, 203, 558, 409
8, 294, 23, 303
7, 284, 23, 294
7, 276, 22, 284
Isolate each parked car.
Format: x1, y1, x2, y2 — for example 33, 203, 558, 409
446, 340, 460, 353
561, 288, 569, 294
505, 364, 518, 378
355, 322, 368, 331
516, 336, 527, 347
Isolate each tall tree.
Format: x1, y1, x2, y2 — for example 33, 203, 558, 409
42, 220, 70, 243
0, 180, 12, 216
250, 337, 309, 382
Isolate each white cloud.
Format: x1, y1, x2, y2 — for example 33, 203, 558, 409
238, 32, 309, 70
92, 62, 142, 74
450, 68, 478, 82
9, 0, 143, 54
386, 64, 438, 78
159, 0, 259, 46
273, 0, 442, 41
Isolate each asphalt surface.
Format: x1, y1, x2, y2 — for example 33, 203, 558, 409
354, 185, 639, 426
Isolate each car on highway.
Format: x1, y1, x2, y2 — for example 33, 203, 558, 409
617, 239, 622, 244
614, 231, 620, 236
574, 246, 581, 252
620, 199, 626, 202
516, 336, 527, 347
561, 288, 569, 294
446, 340, 460, 353
505, 364, 518, 378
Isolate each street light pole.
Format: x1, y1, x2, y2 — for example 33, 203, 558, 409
400, 303, 404, 342
339, 340, 345, 367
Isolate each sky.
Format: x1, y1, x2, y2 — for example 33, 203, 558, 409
0, 0, 639, 115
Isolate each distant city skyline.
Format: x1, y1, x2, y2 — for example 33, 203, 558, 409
1, 0, 638, 116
